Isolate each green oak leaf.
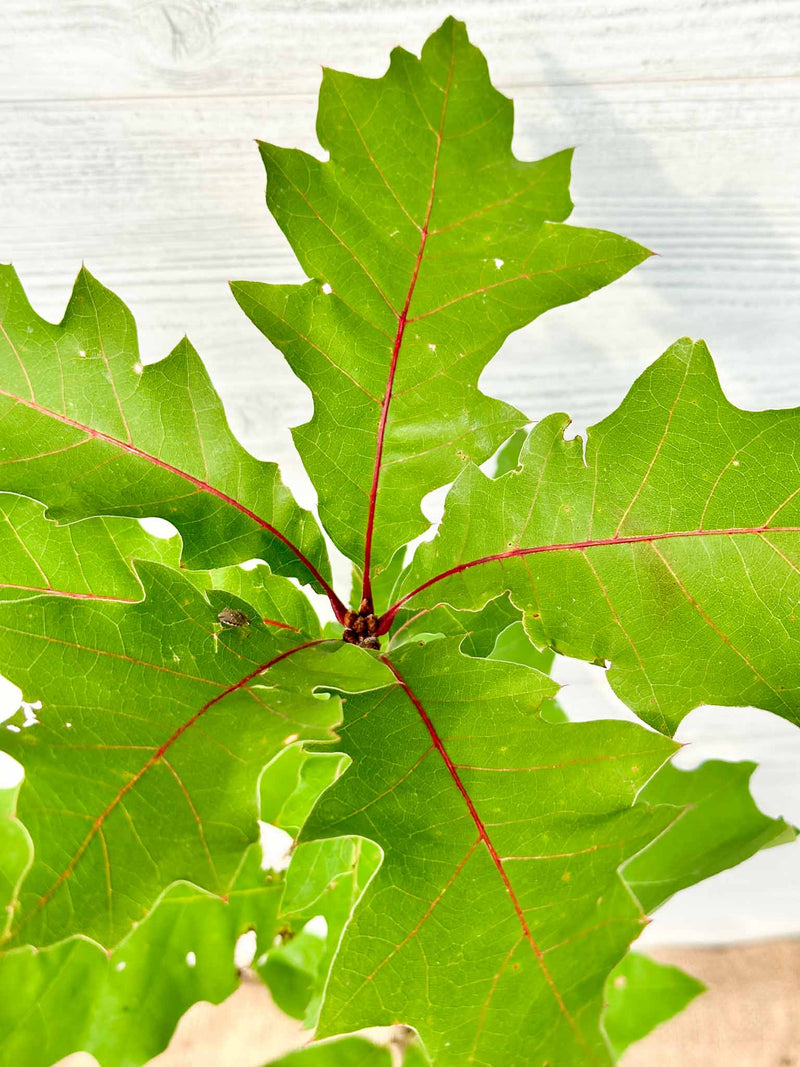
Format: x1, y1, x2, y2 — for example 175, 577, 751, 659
603, 952, 704, 1059
233, 17, 649, 598
0, 493, 180, 603
261, 746, 347, 837
0, 750, 783, 1067
303, 638, 678, 1066
623, 759, 795, 912
386, 596, 566, 720
255, 746, 382, 1025
0, 560, 384, 948
0, 266, 339, 607
0, 13, 796, 1065
0, 748, 381, 1067
0, 845, 282, 1067
395, 338, 800, 732
387, 591, 526, 653
263, 1037, 395, 1066
599, 757, 792, 1057
493, 427, 528, 477
0, 787, 27, 938
263, 834, 381, 1027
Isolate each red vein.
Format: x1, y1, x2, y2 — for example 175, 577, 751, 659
347, 838, 479, 1004
0, 318, 35, 401
9, 638, 327, 940
405, 252, 641, 324
360, 23, 456, 603
0, 387, 347, 621
377, 523, 800, 633
380, 654, 585, 1045
0, 583, 138, 602
162, 756, 219, 887
648, 541, 789, 706
261, 618, 300, 632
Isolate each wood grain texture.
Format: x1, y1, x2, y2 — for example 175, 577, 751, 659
2, 0, 799, 944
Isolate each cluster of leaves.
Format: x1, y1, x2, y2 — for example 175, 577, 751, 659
0, 17, 797, 1067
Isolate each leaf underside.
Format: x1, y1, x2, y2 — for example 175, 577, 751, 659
0, 754, 383, 1067
306, 639, 678, 1065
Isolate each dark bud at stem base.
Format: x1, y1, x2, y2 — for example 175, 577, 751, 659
342, 598, 381, 650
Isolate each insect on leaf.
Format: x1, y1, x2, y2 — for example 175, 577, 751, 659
0, 561, 385, 948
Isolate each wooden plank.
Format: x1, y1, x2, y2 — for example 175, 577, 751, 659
5, 0, 800, 101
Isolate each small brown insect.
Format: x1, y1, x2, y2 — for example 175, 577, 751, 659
217, 607, 250, 628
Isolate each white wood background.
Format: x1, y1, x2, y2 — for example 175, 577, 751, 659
2, 0, 799, 945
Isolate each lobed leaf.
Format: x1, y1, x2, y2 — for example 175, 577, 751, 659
1, 14, 796, 1066
0, 493, 180, 603
260, 834, 381, 1027
0, 752, 379, 1067
233, 17, 650, 600
0, 266, 341, 610
623, 758, 795, 912
0, 561, 384, 948
603, 952, 705, 1058
304, 638, 678, 1065
0, 845, 282, 1067
394, 339, 800, 732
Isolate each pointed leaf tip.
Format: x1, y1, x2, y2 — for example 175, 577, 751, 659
400, 338, 800, 733
240, 20, 650, 589
0, 269, 334, 594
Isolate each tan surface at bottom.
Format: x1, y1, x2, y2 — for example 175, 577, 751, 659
56, 939, 800, 1067
624, 940, 799, 1066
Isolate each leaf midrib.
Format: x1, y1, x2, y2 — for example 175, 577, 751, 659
0, 386, 346, 618
380, 523, 800, 630
380, 653, 597, 1058
360, 21, 457, 601
6, 638, 328, 945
